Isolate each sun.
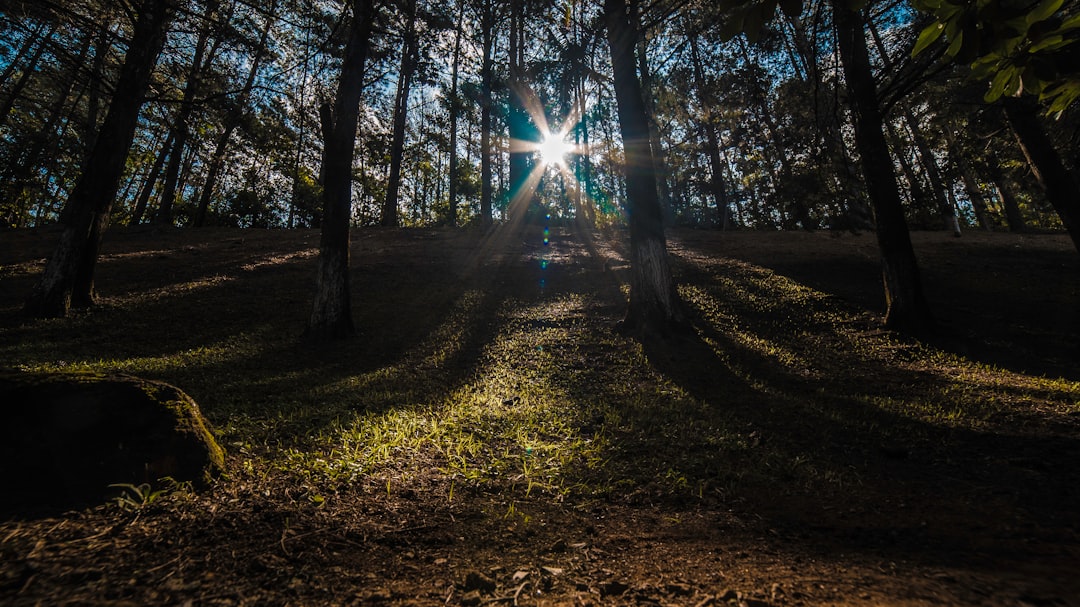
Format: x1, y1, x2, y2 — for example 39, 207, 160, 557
537, 132, 573, 167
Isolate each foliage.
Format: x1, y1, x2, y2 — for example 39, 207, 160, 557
912, 0, 1080, 115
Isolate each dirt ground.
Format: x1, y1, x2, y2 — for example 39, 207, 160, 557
1, 224, 1078, 606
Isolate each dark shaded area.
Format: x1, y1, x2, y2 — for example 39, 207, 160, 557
0, 370, 223, 515
669, 229, 1080, 380
1, 226, 1078, 606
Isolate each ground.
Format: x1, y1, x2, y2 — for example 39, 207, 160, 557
0, 224, 1078, 606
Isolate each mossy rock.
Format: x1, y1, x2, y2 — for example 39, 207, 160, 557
0, 370, 224, 512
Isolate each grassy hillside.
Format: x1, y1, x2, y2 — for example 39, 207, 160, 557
1, 225, 1078, 606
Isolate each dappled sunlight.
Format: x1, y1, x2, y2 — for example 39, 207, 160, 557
239, 248, 318, 271
673, 241, 1080, 435
108, 274, 237, 306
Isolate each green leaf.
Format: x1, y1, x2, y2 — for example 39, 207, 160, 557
1004, 70, 1023, 97
1059, 14, 1080, 30
912, 22, 946, 56
946, 28, 965, 58
1027, 0, 1063, 25
1028, 35, 1071, 53
985, 68, 1013, 102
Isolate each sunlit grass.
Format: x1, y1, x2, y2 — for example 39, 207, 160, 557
2, 227, 1077, 513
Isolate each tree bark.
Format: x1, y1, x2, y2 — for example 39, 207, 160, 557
194, 2, 275, 227
1003, 96, 1080, 252
688, 28, 731, 230
479, 0, 494, 225
604, 0, 682, 335
507, 0, 530, 223
382, 0, 418, 228
446, 1, 465, 226
987, 160, 1027, 232
306, 0, 376, 341
834, 2, 934, 334
24, 1, 176, 318
153, 1, 219, 225
0, 22, 55, 132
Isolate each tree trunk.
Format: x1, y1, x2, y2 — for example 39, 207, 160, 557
868, 20, 958, 236
0, 22, 55, 131
154, 2, 218, 225
130, 129, 173, 225
1003, 96, 1080, 252
834, 2, 934, 334
306, 0, 375, 341
25, 1, 175, 318
507, 0, 530, 223
194, 2, 275, 227
446, 2, 465, 226
688, 28, 731, 230
629, 0, 673, 223
987, 160, 1027, 232
382, 0, 418, 228
604, 0, 682, 335
479, 0, 495, 225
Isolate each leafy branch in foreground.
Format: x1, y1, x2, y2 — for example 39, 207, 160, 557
912, 0, 1080, 115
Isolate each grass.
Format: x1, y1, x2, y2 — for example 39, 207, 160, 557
2, 226, 1078, 511
3, 226, 1080, 606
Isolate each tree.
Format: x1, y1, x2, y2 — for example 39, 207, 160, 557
1002, 96, 1080, 251
25, 0, 177, 318
305, 0, 377, 341
834, 0, 934, 334
604, 0, 683, 335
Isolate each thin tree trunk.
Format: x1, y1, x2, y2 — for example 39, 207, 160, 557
130, 129, 173, 225
306, 0, 376, 340
479, 0, 494, 225
382, 0, 418, 228
0, 22, 55, 131
1003, 96, 1080, 252
446, 2, 465, 226
688, 27, 731, 230
605, 0, 682, 335
507, 0, 529, 223
153, 2, 219, 225
834, 2, 934, 334
194, 2, 275, 227
987, 161, 1027, 232
25, 1, 176, 318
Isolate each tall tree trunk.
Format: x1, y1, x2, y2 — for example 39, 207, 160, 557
507, 0, 530, 223
1003, 96, 1080, 252
0, 21, 47, 90
84, 25, 110, 160
947, 133, 993, 231
25, 1, 176, 318
868, 20, 958, 235
446, 1, 465, 226
987, 160, 1027, 232
628, 0, 672, 222
688, 27, 731, 230
154, 2, 219, 225
479, 0, 494, 225
194, 2, 275, 227
382, 0, 418, 228
8, 34, 91, 227
130, 129, 174, 225
0, 22, 55, 131
306, 0, 376, 340
604, 0, 682, 335
834, 2, 934, 334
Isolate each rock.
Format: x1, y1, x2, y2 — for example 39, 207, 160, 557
0, 370, 224, 512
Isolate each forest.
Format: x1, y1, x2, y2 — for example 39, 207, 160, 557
1, 0, 1079, 605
